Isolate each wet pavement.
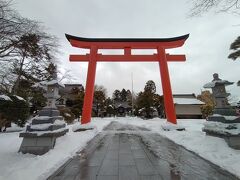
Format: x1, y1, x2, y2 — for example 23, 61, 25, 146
48, 122, 239, 180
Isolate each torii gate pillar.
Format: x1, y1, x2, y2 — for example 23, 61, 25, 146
66, 34, 189, 125
81, 46, 98, 124
158, 48, 176, 123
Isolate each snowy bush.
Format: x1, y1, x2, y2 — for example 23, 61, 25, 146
0, 95, 29, 128
58, 107, 75, 124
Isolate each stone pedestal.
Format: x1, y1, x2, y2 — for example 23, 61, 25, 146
19, 131, 67, 155
203, 119, 240, 150
203, 73, 240, 149
19, 108, 68, 155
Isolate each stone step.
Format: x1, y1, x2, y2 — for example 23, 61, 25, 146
26, 124, 66, 132
32, 116, 63, 125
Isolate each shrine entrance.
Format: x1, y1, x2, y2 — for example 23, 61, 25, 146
65, 34, 189, 124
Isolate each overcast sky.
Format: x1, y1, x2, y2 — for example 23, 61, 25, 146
13, 0, 240, 100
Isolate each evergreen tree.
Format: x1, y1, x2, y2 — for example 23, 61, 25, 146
0, 95, 29, 129
120, 88, 127, 102
144, 80, 156, 94
93, 85, 107, 116
65, 87, 85, 119
136, 80, 158, 118
228, 36, 240, 61
105, 97, 115, 116
112, 89, 121, 101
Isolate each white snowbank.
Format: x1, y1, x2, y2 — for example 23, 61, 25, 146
224, 116, 238, 121
211, 114, 239, 121
161, 121, 185, 131
0, 119, 110, 180
72, 123, 96, 132
54, 120, 65, 126
6, 123, 25, 132
203, 121, 240, 135
0, 94, 12, 101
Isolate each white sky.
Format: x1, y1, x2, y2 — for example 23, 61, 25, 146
13, 0, 240, 99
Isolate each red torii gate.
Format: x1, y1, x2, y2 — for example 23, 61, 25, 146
66, 34, 189, 124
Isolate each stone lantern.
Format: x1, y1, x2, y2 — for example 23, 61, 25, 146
203, 73, 240, 149
203, 73, 235, 117
19, 69, 68, 155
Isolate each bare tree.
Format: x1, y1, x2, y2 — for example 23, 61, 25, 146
189, 0, 240, 16
0, 0, 59, 94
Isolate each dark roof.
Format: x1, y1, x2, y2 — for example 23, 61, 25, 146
65, 34, 189, 43
64, 84, 83, 86
173, 94, 196, 98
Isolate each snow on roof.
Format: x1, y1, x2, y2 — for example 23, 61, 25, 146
44, 80, 65, 87
34, 80, 65, 88
204, 80, 234, 88
0, 95, 12, 101
174, 98, 204, 105
230, 101, 240, 107
32, 82, 47, 90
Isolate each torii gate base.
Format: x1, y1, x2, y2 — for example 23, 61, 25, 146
66, 34, 189, 125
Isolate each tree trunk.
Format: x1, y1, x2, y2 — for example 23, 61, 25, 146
12, 56, 25, 94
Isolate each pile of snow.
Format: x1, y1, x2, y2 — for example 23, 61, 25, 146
211, 114, 239, 121
161, 122, 185, 131
224, 116, 239, 121
203, 121, 240, 135
54, 120, 65, 126
0, 94, 12, 101
72, 123, 96, 132
5, 123, 25, 132
64, 113, 71, 117
138, 108, 145, 112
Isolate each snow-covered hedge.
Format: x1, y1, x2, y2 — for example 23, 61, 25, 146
0, 95, 29, 127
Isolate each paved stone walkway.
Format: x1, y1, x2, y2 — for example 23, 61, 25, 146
48, 122, 239, 180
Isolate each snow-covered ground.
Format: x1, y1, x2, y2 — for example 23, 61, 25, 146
0, 117, 240, 179
0, 119, 110, 180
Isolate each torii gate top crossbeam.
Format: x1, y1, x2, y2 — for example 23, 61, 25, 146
65, 34, 189, 49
